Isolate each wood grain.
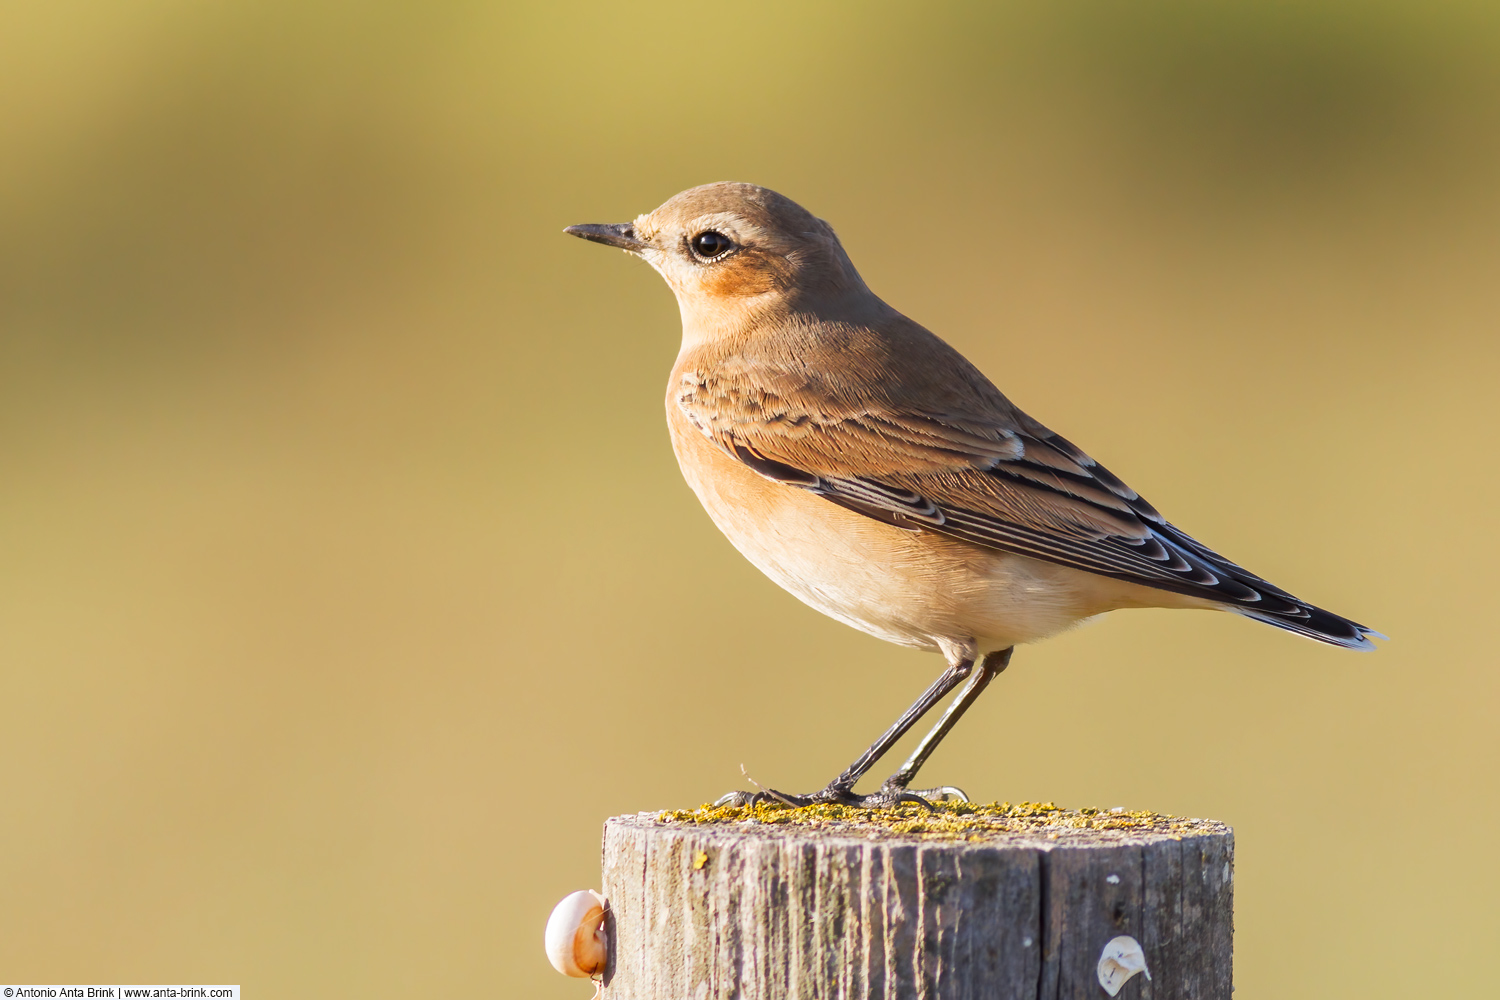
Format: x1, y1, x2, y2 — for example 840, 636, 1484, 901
599, 811, 1232, 999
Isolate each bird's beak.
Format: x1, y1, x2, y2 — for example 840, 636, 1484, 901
564, 223, 647, 253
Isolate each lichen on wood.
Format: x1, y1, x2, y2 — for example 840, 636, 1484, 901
656, 799, 1228, 843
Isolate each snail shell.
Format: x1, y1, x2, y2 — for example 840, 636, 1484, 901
1096, 934, 1151, 997
545, 889, 608, 978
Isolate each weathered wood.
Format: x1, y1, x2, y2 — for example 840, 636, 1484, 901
599, 806, 1232, 1000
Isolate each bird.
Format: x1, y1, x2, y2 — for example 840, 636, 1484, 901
564, 182, 1381, 809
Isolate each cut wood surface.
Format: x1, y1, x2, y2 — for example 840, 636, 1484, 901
599, 803, 1231, 1000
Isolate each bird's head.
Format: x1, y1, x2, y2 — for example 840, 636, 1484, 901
566, 182, 872, 337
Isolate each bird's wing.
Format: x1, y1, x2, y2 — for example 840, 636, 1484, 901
676, 368, 1379, 648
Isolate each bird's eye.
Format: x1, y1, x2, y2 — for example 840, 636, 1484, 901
690, 231, 733, 260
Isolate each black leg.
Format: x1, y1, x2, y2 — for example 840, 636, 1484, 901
877, 647, 1013, 802
820, 655, 977, 794
714, 648, 1012, 809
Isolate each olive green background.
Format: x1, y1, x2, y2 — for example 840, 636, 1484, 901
1, 2, 1495, 996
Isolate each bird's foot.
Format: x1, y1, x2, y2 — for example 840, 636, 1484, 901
898, 784, 971, 804
712, 778, 970, 811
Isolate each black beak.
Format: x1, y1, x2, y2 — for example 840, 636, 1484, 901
564, 223, 647, 252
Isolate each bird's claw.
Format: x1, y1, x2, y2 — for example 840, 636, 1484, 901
712, 790, 758, 808
712, 780, 969, 812
904, 784, 970, 804
711, 786, 845, 808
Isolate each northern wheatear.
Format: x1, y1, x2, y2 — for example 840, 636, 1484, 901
566, 182, 1381, 808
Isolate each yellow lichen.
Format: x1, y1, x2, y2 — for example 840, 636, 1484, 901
654, 801, 1223, 842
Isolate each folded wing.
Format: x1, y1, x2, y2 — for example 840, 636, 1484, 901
677, 368, 1380, 650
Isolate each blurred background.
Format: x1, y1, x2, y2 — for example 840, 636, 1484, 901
1, 1, 1496, 995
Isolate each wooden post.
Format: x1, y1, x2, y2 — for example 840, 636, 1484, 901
599, 803, 1232, 1000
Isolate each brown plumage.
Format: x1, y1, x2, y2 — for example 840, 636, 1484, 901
565, 182, 1380, 808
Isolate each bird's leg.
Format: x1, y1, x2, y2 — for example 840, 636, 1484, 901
873, 646, 1013, 805
714, 652, 979, 809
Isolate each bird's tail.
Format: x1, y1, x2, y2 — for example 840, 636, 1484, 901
1232, 604, 1386, 650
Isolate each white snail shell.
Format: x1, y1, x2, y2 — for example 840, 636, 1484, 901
545, 889, 608, 978
1096, 935, 1151, 997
